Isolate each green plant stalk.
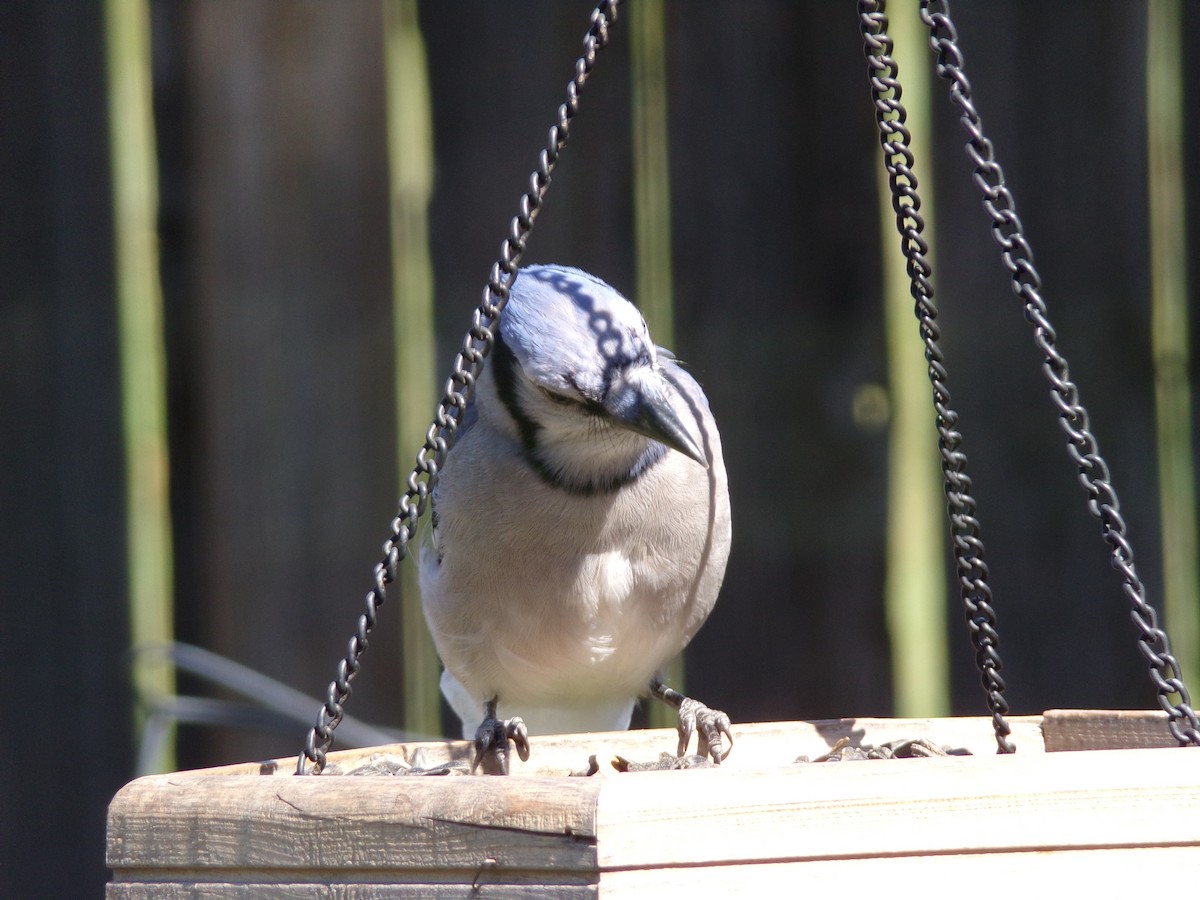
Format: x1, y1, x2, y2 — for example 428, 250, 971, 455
630, 0, 684, 730
104, 0, 177, 772
1147, 0, 1199, 692
383, 0, 442, 738
878, 4, 950, 718
631, 0, 674, 351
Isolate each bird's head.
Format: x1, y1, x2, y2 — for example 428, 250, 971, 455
482, 265, 706, 494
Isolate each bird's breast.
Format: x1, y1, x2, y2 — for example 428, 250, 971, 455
421, 402, 728, 708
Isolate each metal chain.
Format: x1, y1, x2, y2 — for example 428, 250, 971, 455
859, 2, 1014, 753
919, 0, 1200, 746
296, 0, 624, 775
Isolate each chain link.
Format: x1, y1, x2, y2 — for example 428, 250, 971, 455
860, 2, 1014, 753
919, 0, 1199, 746
296, 0, 624, 775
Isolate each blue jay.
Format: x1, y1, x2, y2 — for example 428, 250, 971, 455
419, 265, 733, 773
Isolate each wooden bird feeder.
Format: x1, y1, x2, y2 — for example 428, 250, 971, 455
106, 709, 1200, 896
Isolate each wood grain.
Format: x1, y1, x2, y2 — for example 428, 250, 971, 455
216, 715, 1049, 780
107, 713, 1200, 895
108, 774, 600, 873
594, 746, 1200, 869
1040, 708, 1177, 751
598, 847, 1200, 896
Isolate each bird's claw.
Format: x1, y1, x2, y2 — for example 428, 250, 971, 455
471, 713, 530, 775
676, 697, 733, 764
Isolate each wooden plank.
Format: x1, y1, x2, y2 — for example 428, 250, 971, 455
215, 715, 1048, 780
110, 715, 1049, 884
108, 885, 593, 899
107, 773, 600, 875
108, 715, 1200, 895
1041, 708, 1179, 751
598, 846, 1200, 895
110, 745, 1200, 876
3, 9, 134, 897
594, 747, 1200, 869
104, 846, 1200, 898
180, 0, 401, 768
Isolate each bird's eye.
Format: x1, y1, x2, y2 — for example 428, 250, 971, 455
538, 386, 577, 406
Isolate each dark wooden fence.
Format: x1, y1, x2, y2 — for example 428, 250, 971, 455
4, 2, 1199, 894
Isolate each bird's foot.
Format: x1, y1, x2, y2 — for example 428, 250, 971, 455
677, 696, 733, 763
649, 679, 734, 764
471, 700, 530, 775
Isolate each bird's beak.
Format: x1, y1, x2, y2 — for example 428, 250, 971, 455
604, 368, 708, 467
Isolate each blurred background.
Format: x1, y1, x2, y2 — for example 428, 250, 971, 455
5, 0, 1200, 893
